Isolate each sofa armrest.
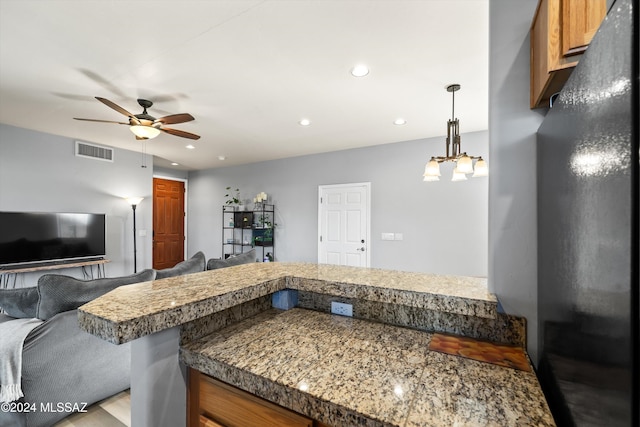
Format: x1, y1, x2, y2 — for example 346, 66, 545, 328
17, 310, 131, 427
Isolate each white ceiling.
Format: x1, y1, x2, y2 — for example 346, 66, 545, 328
0, 0, 488, 171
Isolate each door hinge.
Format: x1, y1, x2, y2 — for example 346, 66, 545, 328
320, 235, 323, 242
320, 197, 323, 204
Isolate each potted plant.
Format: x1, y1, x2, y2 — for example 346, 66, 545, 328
254, 217, 275, 246
224, 187, 244, 211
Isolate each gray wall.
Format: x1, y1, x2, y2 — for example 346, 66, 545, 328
154, 166, 189, 181
488, 0, 546, 363
0, 124, 153, 285
188, 131, 489, 276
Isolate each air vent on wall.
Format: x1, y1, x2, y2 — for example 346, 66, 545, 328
75, 141, 114, 162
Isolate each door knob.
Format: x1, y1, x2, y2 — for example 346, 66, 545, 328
357, 247, 365, 251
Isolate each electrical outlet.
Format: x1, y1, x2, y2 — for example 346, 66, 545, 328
331, 301, 353, 317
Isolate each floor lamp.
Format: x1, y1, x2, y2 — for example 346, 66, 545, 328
126, 197, 144, 273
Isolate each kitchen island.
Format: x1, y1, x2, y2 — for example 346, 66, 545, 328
78, 263, 553, 426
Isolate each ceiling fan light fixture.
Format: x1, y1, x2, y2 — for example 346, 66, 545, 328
75, 97, 200, 141
130, 125, 161, 139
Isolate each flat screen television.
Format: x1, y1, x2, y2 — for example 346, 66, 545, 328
0, 211, 106, 268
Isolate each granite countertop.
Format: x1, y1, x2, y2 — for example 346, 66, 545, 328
180, 308, 555, 427
78, 263, 496, 344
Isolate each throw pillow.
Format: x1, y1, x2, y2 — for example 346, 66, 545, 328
207, 249, 257, 270
36, 269, 156, 320
0, 286, 39, 318
155, 251, 206, 279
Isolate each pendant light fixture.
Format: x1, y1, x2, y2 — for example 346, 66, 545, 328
423, 84, 488, 182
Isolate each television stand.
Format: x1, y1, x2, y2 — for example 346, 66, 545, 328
0, 258, 110, 288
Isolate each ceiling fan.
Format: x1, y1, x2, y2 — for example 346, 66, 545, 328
74, 97, 200, 140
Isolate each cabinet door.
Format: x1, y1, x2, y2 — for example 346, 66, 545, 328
562, 0, 607, 57
530, 0, 606, 108
199, 374, 313, 427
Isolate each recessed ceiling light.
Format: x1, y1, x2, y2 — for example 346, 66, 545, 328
394, 118, 407, 125
299, 119, 311, 126
351, 64, 369, 77
171, 162, 179, 166
218, 156, 226, 161
186, 144, 195, 149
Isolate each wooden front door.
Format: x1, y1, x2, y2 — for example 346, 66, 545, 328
153, 178, 185, 269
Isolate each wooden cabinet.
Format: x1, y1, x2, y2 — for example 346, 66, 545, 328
530, 0, 606, 108
188, 369, 322, 427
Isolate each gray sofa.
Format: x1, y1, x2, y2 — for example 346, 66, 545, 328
155, 251, 206, 279
0, 251, 213, 427
207, 248, 256, 270
0, 269, 156, 427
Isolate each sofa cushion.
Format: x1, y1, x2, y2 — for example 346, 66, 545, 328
0, 286, 39, 318
155, 251, 206, 279
36, 269, 156, 320
207, 249, 257, 270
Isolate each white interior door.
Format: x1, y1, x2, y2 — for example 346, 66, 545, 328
318, 183, 370, 267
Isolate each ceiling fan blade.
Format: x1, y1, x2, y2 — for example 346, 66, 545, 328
95, 96, 137, 120
74, 118, 129, 125
161, 127, 201, 140
155, 113, 195, 125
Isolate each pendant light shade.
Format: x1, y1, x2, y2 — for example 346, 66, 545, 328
424, 157, 441, 177
456, 153, 473, 174
451, 168, 468, 181
422, 84, 488, 182
472, 158, 489, 177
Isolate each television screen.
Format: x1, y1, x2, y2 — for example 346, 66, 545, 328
0, 211, 106, 267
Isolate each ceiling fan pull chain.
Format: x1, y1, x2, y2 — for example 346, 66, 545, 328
141, 141, 147, 168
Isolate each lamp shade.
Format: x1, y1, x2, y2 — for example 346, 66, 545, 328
126, 197, 144, 206
472, 158, 489, 177
423, 175, 440, 182
130, 125, 161, 139
451, 168, 468, 181
423, 158, 441, 177
456, 154, 473, 174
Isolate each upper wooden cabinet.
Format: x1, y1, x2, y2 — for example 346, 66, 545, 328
530, 0, 606, 108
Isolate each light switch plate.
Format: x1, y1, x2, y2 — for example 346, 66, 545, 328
381, 233, 395, 241
394, 233, 403, 240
